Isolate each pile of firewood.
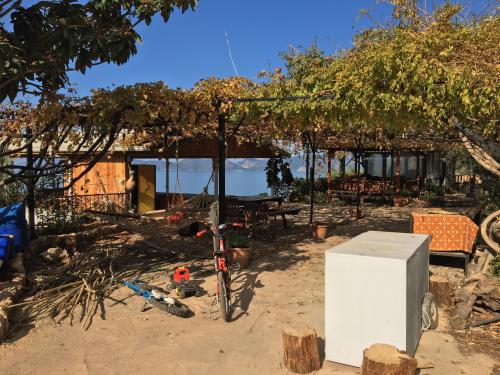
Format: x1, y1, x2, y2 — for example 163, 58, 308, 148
451, 273, 500, 330
449, 248, 500, 330
8, 226, 207, 330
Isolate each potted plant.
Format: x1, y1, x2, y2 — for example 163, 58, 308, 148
418, 191, 439, 207
227, 234, 252, 268
393, 189, 413, 207
311, 221, 328, 240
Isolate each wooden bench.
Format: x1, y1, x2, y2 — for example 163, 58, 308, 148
269, 207, 300, 229
331, 190, 389, 203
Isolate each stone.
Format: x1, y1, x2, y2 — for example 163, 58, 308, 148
0, 307, 9, 341
8, 252, 25, 274
40, 247, 70, 263
0, 291, 14, 307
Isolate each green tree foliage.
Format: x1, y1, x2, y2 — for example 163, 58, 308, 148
257, 3, 499, 143
0, 0, 197, 101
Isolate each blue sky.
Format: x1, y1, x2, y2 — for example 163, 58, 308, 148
66, 0, 493, 95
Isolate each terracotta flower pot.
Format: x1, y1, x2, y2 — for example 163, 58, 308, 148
228, 247, 252, 268
311, 222, 328, 240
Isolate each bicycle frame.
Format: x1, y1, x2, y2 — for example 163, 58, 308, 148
118, 279, 153, 303
197, 222, 245, 320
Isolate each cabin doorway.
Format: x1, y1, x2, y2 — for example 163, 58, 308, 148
132, 165, 156, 213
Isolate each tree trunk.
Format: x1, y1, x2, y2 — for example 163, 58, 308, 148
361, 344, 417, 375
459, 132, 500, 177
480, 209, 500, 253
429, 275, 453, 308
282, 327, 321, 374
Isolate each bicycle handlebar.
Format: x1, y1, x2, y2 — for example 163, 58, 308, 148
196, 229, 208, 237
195, 222, 245, 238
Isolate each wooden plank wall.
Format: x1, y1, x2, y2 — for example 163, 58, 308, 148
128, 139, 277, 159
70, 154, 127, 195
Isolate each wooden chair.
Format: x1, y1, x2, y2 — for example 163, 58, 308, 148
243, 203, 274, 239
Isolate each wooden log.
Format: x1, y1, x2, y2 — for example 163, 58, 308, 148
429, 275, 453, 308
282, 327, 321, 374
450, 282, 478, 330
361, 344, 417, 375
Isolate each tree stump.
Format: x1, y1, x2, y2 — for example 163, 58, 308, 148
361, 344, 417, 375
429, 275, 453, 308
282, 327, 321, 374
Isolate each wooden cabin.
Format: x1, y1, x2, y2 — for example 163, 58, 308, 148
64, 137, 281, 213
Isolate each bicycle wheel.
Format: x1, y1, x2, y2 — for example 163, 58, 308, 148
149, 298, 191, 318
217, 271, 231, 322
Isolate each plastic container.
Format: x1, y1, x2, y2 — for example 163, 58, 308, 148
0, 203, 30, 253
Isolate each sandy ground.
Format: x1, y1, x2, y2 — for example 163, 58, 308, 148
0, 205, 498, 375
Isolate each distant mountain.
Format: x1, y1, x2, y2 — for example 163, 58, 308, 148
232, 158, 268, 171
134, 156, 326, 174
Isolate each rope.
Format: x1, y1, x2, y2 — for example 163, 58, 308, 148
169, 140, 184, 208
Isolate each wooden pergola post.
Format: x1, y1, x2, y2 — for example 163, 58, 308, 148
165, 157, 169, 207
327, 150, 332, 203
395, 150, 401, 192
217, 109, 226, 226
422, 153, 428, 191
355, 151, 361, 219
382, 153, 387, 179
212, 158, 219, 195
415, 152, 420, 193
340, 153, 346, 177
305, 142, 310, 184
308, 132, 316, 224
25, 127, 36, 239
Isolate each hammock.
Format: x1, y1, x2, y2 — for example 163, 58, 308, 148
168, 167, 216, 211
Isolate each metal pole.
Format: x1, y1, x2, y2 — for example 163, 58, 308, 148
217, 108, 226, 226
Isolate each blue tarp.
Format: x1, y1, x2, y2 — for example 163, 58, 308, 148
0, 236, 11, 260
0, 203, 30, 262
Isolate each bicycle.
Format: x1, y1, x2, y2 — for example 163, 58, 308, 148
196, 221, 244, 322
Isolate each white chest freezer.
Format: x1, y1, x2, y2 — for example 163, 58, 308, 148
325, 231, 430, 367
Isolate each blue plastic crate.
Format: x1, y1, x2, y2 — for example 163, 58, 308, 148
0, 203, 30, 253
